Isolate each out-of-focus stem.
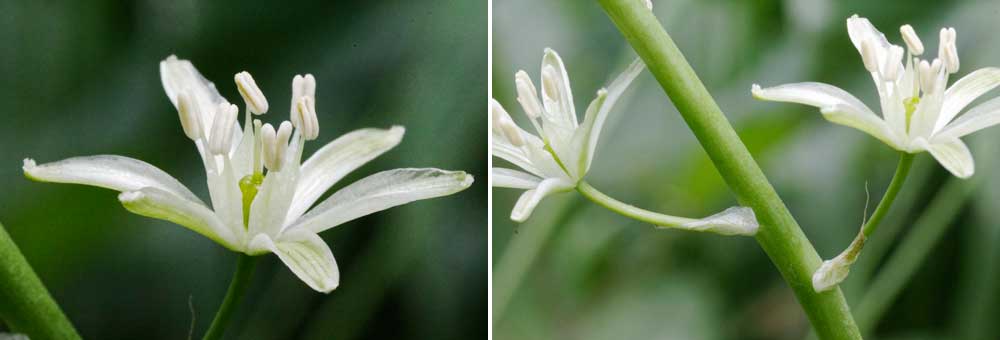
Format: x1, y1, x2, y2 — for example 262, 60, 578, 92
0, 222, 80, 340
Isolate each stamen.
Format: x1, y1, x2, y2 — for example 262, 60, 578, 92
176, 91, 202, 140
294, 97, 320, 140
253, 119, 263, 174
514, 70, 543, 120
235, 71, 269, 115
499, 118, 525, 147
208, 103, 238, 155
260, 123, 277, 170
860, 39, 879, 73
899, 25, 924, 55
880, 45, 904, 80
291, 74, 316, 115
541, 65, 560, 105
939, 27, 959, 73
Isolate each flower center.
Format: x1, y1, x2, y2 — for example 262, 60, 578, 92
904, 96, 920, 133
239, 173, 264, 228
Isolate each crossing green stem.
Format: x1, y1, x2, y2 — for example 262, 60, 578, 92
0, 222, 80, 340
597, 0, 861, 338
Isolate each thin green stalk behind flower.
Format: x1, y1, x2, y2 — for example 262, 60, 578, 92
596, 0, 861, 338
202, 254, 258, 340
0, 222, 80, 340
812, 153, 914, 292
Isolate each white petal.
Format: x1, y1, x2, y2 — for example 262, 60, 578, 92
846, 15, 892, 60
918, 137, 975, 178
936, 67, 1000, 132
540, 48, 577, 128
752, 83, 898, 148
510, 178, 575, 222
936, 96, 1000, 139
284, 126, 405, 224
119, 187, 239, 251
23, 155, 202, 204
159, 55, 239, 142
676, 206, 759, 236
249, 230, 339, 293
249, 163, 299, 237
491, 168, 542, 189
289, 168, 473, 234
575, 58, 645, 175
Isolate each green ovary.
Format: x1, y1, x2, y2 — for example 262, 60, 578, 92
904, 96, 920, 133
239, 173, 265, 228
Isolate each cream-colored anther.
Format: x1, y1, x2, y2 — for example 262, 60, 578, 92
294, 97, 319, 140
235, 71, 269, 114
291, 74, 316, 115
176, 91, 202, 140
900, 25, 924, 55
499, 118, 524, 147
260, 123, 277, 169
208, 103, 238, 155
880, 45, 904, 80
541, 65, 561, 105
939, 28, 959, 73
860, 39, 879, 73
514, 70, 542, 119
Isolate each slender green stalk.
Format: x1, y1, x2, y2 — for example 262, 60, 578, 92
0, 222, 80, 340
495, 198, 584, 319
597, 0, 860, 338
855, 176, 975, 334
203, 254, 258, 340
860, 153, 914, 238
577, 181, 696, 227
815, 153, 914, 290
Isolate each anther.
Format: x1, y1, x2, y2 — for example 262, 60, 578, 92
294, 97, 319, 140
541, 65, 561, 104
235, 71, 269, 115
939, 28, 959, 73
176, 91, 202, 140
860, 39, 879, 73
880, 45, 904, 80
515, 71, 543, 119
900, 25, 924, 55
291, 74, 316, 115
209, 103, 238, 155
500, 118, 524, 147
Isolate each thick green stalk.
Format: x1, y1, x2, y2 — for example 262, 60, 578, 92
855, 176, 975, 334
0, 223, 80, 340
202, 254, 258, 340
597, 0, 860, 338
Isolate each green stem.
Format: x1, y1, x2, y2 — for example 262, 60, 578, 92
854, 176, 975, 335
597, 1, 861, 338
577, 181, 696, 227
0, 222, 80, 340
827, 153, 914, 269
202, 254, 258, 340
860, 153, 914, 238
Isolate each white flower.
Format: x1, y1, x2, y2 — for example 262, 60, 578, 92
490, 49, 646, 222
753, 15, 1000, 178
23, 55, 473, 293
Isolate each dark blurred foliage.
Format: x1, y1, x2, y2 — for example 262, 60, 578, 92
494, 0, 1000, 339
0, 1, 485, 339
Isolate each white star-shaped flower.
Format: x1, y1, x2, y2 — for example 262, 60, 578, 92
753, 15, 1000, 178
490, 49, 645, 222
24, 56, 473, 293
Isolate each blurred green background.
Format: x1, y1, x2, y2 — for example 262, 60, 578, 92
493, 0, 1000, 339
0, 0, 485, 339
